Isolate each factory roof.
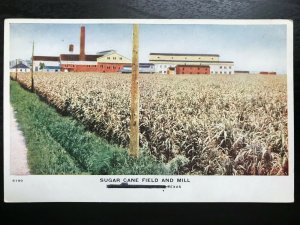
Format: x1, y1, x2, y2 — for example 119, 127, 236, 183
60, 54, 99, 61
11, 63, 29, 69
96, 50, 116, 55
234, 70, 250, 73
176, 65, 210, 68
150, 53, 220, 57
44, 66, 61, 70
33, 56, 60, 61
149, 60, 234, 63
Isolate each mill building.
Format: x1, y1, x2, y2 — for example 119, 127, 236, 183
32, 26, 131, 73
149, 53, 234, 75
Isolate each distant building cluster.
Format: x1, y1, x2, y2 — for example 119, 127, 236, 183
9, 62, 30, 73
31, 26, 132, 73
10, 59, 32, 68
10, 25, 276, 75
9, 59, 31, 73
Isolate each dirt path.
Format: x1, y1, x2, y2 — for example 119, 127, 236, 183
10, 105, 30, 175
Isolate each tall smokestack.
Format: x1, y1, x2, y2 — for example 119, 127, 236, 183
80, 26, 85, 61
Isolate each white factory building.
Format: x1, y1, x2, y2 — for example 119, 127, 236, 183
153, 63, 175, 74
207, 62, 234, 74
149, 53, 234, 75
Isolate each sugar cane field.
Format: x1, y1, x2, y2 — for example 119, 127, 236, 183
10, 72, 289, 175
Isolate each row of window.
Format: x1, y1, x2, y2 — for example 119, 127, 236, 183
157, 65, 232, 69
184, 72, 208, 74
66, 64, 97, 68
158, 64, 172, 68
211, 71, 232, 74
107, 57, 123, 60
159, 71, 167, 74
99, 65, 121, 69
180, 68, 209, 71
63, 65, 121, 69
64, 65, 118, 68
156, 56, 216, 60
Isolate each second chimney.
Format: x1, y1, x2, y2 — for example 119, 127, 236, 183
80, 26, 85, 61
69, 44, 74, 53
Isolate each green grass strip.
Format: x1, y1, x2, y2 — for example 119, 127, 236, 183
10, 80, 171, 175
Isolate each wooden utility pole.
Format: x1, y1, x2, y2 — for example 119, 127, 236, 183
31, 41, 34, 92
15, 59, 18, 81
129, 24, 140, 158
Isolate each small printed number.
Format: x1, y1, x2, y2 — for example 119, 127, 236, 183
12, 179, 23, 183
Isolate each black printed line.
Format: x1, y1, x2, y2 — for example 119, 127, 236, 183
106, 183, 166, 189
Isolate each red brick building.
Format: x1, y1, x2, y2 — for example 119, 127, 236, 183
57, 26, 131, 73
60, 53, 130, 72
260, 71, 277, 75
60, 54, 99, 72
176, 65, 210, 75
95, 63, 126, 73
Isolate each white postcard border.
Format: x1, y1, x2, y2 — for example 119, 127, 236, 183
4, 19, 294, 202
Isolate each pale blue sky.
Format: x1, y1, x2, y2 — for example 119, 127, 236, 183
10, 23, 287, 73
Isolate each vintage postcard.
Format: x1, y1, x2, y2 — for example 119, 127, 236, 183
4, 19, 294, 202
